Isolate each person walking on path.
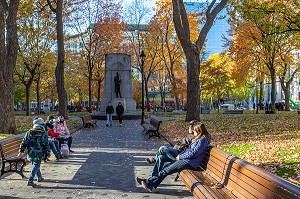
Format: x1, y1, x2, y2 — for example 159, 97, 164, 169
136, 123, 211, 193
116, 102, 124, 126
106, 102, 114, 127
18, 118, 50, 187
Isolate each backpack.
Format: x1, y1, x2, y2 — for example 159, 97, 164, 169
61, 144, 69, 157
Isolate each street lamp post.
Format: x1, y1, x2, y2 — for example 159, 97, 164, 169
140, 50, 146, 124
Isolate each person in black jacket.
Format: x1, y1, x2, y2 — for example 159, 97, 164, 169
106, 102, 114, 127
145, 120, 198, 176
116, 102, 124, 126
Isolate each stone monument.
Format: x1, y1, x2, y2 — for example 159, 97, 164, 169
99, 53, 136, 113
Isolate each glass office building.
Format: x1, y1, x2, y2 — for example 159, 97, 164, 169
185, 1, 230, 56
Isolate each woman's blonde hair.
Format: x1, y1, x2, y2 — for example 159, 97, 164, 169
192, 123, 210, 143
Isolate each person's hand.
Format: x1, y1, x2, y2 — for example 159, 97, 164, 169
176, 156, 180, 160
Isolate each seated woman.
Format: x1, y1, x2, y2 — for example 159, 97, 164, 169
53, 116, 74, 153
136, 123, 211, 193
45, 116, 61, 160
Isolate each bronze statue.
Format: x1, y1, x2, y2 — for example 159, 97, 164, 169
114, 72, 122, 98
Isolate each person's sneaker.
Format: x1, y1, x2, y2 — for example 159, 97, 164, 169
69, 149, 74, 153
27, 181, 36, 187
136, 177, 146, 185
146, 157, 156, 164
106, 124, 108, 127
37, 177, 44, 182
119, 123, 122, 126
141, 181, 153, 193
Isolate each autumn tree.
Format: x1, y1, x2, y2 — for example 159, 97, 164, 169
124, 0, 152, 102
229, 0, 300, 112
16, 1, 55, 115
47, 0, 68, 118
142, 17, 162, 106
200, 53, 234, 111
70, 0, 125, 112
0, 0, 19, 134
172, 0, 229, 121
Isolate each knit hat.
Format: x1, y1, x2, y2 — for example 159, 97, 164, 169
33, 118, 45, 128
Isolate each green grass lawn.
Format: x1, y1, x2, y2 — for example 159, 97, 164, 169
160, 110, 300, 183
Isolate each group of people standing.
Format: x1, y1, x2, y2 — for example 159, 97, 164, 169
18, 115, 74, 187
106, 102, 124, 127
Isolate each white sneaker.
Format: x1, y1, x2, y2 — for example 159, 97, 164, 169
119, 124, 122, 126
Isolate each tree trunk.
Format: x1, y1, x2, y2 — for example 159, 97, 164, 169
55, 0, 67, 118
88, 68, 92, 113
144, 78, 149, 106
25, 84, 31, 116
259, 80, 264, 106
172, 0, 228, 121
270, 67, 276, 112
185, 51, 200, 121
280, 80, 291, 111
0, 0, 19, 134
36, 78, 41, 115
97, 80, 101, 111
175, 95, 180, 110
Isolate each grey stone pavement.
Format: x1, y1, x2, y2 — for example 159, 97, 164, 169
0, 118, 194, 199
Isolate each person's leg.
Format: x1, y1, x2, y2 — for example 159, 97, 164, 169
109, 114, 113, 126
48, 139, 59, 158
157, 146, 178, 161
151, 154, 171, 176
106, 114, 109, 126
147, 160, 193, 189
28, 161, 41, 183
66, 136, 73, 149
53, 139, 60, 153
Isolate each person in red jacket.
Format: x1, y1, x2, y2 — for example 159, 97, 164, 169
46, 116, 61, 160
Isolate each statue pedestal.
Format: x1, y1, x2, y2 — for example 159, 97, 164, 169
98, 53, 137, 115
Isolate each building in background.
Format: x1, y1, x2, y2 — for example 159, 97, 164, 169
185, 1, 230, 57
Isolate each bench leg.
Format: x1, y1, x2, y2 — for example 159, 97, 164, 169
174, 173, 180, 182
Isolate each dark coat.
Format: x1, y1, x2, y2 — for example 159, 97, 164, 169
106, 105, 114, 114
19, 126, 50, 162
116, 105, 124, 115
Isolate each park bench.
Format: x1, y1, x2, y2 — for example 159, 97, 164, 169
0, 135, 27, 178
223, 109, 244, 114
81, 115, 97, 128
179, 146, 300, 199
201, 109, 211, 114
142, 116, 162, 138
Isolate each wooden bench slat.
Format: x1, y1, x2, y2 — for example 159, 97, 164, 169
0, 135, 28, 178
179, 146, 300, 199
81, 115, 97, 128
142, 116, 162, 138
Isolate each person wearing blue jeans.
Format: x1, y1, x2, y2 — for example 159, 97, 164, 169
151, 146, 179, 176
18, 118, 50, 187
48, 139, 60, 160
146, 120, 197, 176
106, 102, 114, 127
137, 123, 211, 192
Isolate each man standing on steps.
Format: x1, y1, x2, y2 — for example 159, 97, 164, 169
114, 72, 122, 98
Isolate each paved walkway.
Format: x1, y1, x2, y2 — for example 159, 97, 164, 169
0, 119, 194, 199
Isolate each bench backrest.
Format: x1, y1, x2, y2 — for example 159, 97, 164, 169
0, 135, 24, 160
149, 116, 162, 130
82, 115, 92, 122
224, 110, 244, 114
200, 146, 300, 199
